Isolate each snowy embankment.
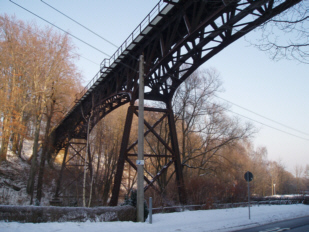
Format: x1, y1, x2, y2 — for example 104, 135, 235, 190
0, 204, 308, 232
0, 140, 56, 206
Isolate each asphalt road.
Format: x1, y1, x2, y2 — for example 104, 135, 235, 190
234, 216, 309, 232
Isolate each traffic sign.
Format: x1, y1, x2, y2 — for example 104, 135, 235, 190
244, 171, 253, 182
244, 171, 253, 220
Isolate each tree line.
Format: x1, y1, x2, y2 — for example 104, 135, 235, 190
57, 67, 308, 207
0, 15, 82, 203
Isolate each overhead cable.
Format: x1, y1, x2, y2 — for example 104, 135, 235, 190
9, 0, 111, 57
215, 104, 309, 142
40, 0, 139, 62
6, 18, 99, 66
40, 0, 119, 49
9, 0, 138, 72
215, 95, 309, 137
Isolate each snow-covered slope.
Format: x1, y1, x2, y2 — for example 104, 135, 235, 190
0, 140, 56, 206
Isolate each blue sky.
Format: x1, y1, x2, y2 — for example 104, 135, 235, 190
1, 0, 308, 174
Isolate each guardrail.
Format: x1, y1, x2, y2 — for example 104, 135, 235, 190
153, 204, 206, 214
151, 196, 309, 214
213, 199, 304, 209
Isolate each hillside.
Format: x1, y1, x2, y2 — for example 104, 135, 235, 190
0, 140, 56, 206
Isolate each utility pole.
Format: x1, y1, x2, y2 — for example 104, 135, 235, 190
137, 54, 145, 222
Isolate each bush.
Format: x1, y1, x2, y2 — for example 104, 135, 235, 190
122, 189, 148, 221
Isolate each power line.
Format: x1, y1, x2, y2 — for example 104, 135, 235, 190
228, 108, 309, 141
213, 103, 309, 141
214, 95, 309, 137
6, 18, 99, 66
9, 0, 138, 73
40, 0, 119, 49
9, 0, 111, 57
39, 0, 139, 63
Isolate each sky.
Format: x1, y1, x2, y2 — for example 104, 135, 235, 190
0, 204, 309, 231
1, 0, 308, 174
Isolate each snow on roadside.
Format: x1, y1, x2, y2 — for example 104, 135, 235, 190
0, 204, 308, 232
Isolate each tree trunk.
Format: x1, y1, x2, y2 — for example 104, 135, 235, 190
88, 169, 94, 207
36, 99, 55, 203
102, 178, 111, 206
94, 146, 102, 200
17, 135, 24, 159
11, 133, 19, 154
0, 116, 10, 162
27, 102, 43, 203
83, 117, 91, 207
87, 146, 94, 207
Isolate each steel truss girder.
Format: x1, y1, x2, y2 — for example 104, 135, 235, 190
51, 0, 300, 205
52, 92, 131, 153
143, 0, 301, 101
52, 0, 299, 153
109, 105, 186, 206
54, 140, 93, 202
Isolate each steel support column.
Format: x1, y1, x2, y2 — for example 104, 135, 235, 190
109, 105, 135, 206
110, 104, 187, 206
52, 140, 90, 206
166, 102, 187, 205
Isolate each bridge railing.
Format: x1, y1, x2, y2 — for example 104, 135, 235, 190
100, 0, 170, 73
78, 71, 100, 100
61, 0, 177, 122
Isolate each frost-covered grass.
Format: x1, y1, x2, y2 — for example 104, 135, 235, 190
0, 204, 308, 232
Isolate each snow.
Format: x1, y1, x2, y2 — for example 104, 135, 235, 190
0, 204, 308, 232
0, 139, 56, 206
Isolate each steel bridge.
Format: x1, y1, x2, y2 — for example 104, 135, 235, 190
50, 0, 300, 206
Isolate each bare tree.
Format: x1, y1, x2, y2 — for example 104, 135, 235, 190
251, 0, 309, 63
140, 68, 255, 205
0, 15, 31, 162
172, 68, 255, 177
247, 146, 272, 196
0, 15, 82, 204
87, 106, 127, 205
294, 164, 305, 193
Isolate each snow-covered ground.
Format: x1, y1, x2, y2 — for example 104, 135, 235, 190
0, 204, 308, 232
0, 140, 56, 206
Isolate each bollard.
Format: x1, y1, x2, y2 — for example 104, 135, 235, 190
149, 197, 152, 224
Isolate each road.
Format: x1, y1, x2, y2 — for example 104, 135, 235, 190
234, 216, 309, 232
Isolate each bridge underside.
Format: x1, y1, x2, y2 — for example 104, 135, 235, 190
51, 0, 301, 205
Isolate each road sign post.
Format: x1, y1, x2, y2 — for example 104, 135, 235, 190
244, 171, 253, 220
